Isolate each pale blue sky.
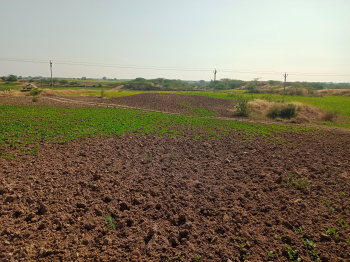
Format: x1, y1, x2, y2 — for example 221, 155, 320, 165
1, 0, 349, 82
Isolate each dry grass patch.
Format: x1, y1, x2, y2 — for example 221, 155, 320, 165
316, 89, 350, 96
248, 99, 346, 123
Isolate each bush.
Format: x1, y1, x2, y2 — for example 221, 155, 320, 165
246, 82, 260, 93
30, 89, 43, 96
266, 103, 297, 119
233, 96, 250, 117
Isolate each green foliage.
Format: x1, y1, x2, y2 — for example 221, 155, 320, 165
237, 237, 247, 248
295, 179, 310, 191
29, 88, 43, 97
267, 103, 297, 119
144, 154, 152, 162
321, 200, 331, 206
287, 174, 294, 186
179, 102, 217, 117
5, 74, 18, 82
310, 251, 322, 261
210, 79, 245, 91
294, 226, 304, 237
242, 252, 250, 260
303, 239, 316, 250
0, 105, 310, 152
59, 79, 69, 85
194, 254, 201, 260
233, 96, 250, 117
268, 251, 276, 258
337, 219, 348, 227
246, 82, 260, 93
288, 249, 300, 261
324, 228, 339, 237
104, 215, 117, 229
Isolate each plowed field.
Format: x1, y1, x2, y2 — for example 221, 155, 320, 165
0, 94, 350, 261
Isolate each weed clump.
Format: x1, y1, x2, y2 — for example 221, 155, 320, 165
104, 214, 117, 229
322, 109, 339, 122
267, 103, 297, 119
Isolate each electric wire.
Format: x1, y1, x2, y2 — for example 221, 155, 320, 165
1, 57, 349, 77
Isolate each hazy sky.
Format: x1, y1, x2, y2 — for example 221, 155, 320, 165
1, 0, 349, 82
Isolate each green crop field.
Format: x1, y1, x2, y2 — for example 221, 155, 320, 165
0, 105, 309, 157
0, 82, 22, 91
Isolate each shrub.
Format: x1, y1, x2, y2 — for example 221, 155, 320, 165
246, 82, 260, 93
30, 88, 43, 96
267, 103, 297, 119
233, 96, 250, 117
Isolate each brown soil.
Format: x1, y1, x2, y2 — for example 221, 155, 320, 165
1, 94, 350, 262
0, 93, 235, 117
108, 93, 235, 117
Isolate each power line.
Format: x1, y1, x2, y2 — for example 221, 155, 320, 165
1, 57, 350, 77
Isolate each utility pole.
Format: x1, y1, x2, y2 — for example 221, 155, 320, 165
283, 72, 288, 101
213, 69, 217, 93
50, 60, 53, 90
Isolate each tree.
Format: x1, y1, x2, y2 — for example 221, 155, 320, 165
6, 74, 18, 82
81, 77, 87, 80
102, 76, 107, 80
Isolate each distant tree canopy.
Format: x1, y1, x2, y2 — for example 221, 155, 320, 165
123, 78, 202, 91
209, 79, 245, 90
2, 74, 18, 82
59, 79, 69, 85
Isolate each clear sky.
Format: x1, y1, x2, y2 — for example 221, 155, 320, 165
1, 0, 349, 82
